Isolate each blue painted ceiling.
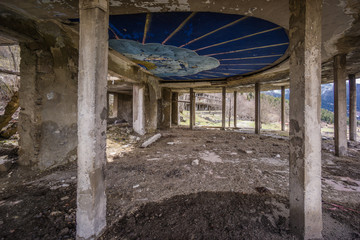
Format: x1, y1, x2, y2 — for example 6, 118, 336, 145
108, 12, 289, 81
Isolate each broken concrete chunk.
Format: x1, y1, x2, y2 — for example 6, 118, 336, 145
141, 133, 162, 148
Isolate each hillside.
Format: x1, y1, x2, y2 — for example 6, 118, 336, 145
264, 83, 360, 119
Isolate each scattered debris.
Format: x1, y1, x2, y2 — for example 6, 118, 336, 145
191, 159, 199, 166
167, 142, 175, 145
141, 133, 162, 148
238, 149, 253, 154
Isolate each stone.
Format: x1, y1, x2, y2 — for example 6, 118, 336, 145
0, 156, 12, 172
238, 149, 253, 154
191, 159, 199, 166
50, 211, 62, 216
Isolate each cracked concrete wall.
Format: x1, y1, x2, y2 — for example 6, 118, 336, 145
19, 41, 78, 170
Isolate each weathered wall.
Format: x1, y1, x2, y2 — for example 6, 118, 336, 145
18, 23, 78, 169
117, 93, 132, 124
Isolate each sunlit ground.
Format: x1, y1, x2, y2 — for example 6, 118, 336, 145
179, 110, 360, 139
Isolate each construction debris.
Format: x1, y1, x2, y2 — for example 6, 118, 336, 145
141, 133, 161, 148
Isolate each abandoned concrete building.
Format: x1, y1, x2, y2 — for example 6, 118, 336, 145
0, 0, 360, 239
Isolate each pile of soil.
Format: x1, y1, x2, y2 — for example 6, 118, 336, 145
102, 191, 290, 240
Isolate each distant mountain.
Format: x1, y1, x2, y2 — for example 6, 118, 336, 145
264, 83, 360, 119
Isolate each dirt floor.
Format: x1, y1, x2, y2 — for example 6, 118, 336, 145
0, 126, 360, 239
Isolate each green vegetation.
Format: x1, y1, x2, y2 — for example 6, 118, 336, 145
321, 108, 334, 124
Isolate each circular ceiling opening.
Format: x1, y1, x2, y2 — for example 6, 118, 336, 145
108, 12, 289, 81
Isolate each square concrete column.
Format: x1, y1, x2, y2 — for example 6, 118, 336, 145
349, 74, 357, 141
172, 92, 179, 126
189, 88, 195, 129
133, 85, 146, 135
234, 91, 237, 128
255, 83, 261, 134
221, 87, 226, 130
289, 0, 323, 239
334, 54, 347, 156
77, 0, 109, 239
281, 86, 286, 131
160, 88, 172, 129
144, 83, 158, 133
112, 93, 119, 118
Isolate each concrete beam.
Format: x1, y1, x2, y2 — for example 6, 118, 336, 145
289, 0, 323, 239
349, 74, 357, 141
234, 91, 237, 128
281, 86, 286, 131
133, 85, 146, 135
255, 83, 260, 134
189, 88, 195, 129
172, 92, 179, 126
333, 54, 347, 156
76, 0, 108, 239
221, 87, 226, 130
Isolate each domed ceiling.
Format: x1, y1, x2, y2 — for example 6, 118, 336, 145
108, 12, 289, 81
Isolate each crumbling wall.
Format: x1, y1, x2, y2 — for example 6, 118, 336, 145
18, 26, 78, 169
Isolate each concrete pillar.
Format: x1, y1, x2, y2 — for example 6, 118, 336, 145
144, 84, 158, 133
190, 88, 195, 129
221, 87, 226, 130
255, 83, 260, 134
289, 0, 323, 239
172, 92, 179, 126
334, 54, 347, 156
281, 86, 286, 131
161, 88, 172, 129
106, 92, 109, 119
77, 0, 108, 239
234, 91, 237, 128
349, 74, 357, 141
112, 93, 118, 118
133, 85, 146, 135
